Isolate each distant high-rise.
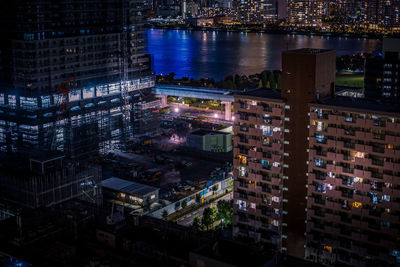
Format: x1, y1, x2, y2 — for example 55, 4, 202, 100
287, 0, 328, 27
365, 38, 400, 103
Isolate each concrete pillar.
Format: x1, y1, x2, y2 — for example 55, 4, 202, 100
221, 101, 232, 121
156, 95, 168, 108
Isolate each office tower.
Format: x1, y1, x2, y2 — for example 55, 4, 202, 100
0, 0, 157, 159
306, 98, 400, 266
287, 0, 328, 27
365, 38, 400, 104
232, 49, 336, 256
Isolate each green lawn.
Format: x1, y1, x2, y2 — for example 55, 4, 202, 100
336, 74, 364, 88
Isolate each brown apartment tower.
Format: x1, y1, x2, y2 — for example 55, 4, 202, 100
233, 49, 336, 258
281, 49, 336, 257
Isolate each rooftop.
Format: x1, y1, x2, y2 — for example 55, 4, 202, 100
235, 88, 282, 100
190, 129, 230, 136
102, 177, 159, 196
314, 96, 400, 114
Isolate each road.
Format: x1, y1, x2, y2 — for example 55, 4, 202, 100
176, 192, 233, 227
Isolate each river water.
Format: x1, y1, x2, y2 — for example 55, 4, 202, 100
147, 28, 381, 81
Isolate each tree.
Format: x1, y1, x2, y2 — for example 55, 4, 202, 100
212, 184, 219, 195
181, 199, 187, 209
162, 210, 169, 220
216, 200, 233, 227
182, 112, 191, 118
160, 107, 170, 114
167, 96, 176, 103
202, 207, 216, 230
268, 72, 275, 89
276, 72, 282, 89
192, 216, 202, 230
196, 194, 201, 204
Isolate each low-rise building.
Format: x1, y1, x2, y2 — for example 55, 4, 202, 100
102, 177, 159, 212
186, 129, 232, 152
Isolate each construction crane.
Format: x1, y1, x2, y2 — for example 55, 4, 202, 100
50, 76, 73, 152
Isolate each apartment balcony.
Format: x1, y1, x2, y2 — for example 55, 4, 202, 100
354, 182, 370, 191
272, 131, 282, 139
328, 114, 338, 122
271, 143, 282, 151
387, 121, 400, 131
385, 134, 400, 144
248, 105, 264, 113
271, 107, 282, 116
248, 150, 262, 158
271, 166, 282, 174
309, 137, 316, 147
383, 174, 394, 184
354, 157, 372, 166
271, 119, 282, 127
384, 161, 400, 171
310, 112, 318, 120
249, 138, 261, 147
249, 127, 262, 136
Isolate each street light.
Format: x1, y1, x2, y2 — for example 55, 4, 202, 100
174, 107, 179, 113
232, 116, 235, 121
214, 113, 218, 118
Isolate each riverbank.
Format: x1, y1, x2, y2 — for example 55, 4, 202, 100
147, 24, 398, 39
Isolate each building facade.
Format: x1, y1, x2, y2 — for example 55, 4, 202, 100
0, 0, 158, 159
306, 98, 400, 266
232, 89, 285, 248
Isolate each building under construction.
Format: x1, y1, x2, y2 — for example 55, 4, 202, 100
0, 0, 159, 159
0, 0, 160, 209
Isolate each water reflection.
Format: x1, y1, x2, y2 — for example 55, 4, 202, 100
147, 28, 381, 80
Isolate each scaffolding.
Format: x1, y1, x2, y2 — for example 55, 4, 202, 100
0, 155, 102, 209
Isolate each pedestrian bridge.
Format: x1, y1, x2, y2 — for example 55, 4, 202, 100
153, 84, 236, 120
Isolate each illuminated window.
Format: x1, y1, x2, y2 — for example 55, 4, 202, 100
150, 194, 156, 199
272, 196, 280, 203
238, 155, 247, 165
250, 203, 256, 209
239, 166, 247, 177
120, 193, 126, 198
355, 152, 365, 158
352, 202, 362, 208
324, 246, 333, 253
387, 144, 394, 149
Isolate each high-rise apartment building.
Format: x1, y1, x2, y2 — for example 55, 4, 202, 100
287, 0, 328, 27
365, 38, 400, 104
306, 97, 400, 266
233, 90, 285, 248
233, 49, 336, 257
233, 48, 400, 265
239, 0, 280, 22
0, 0, 158, 159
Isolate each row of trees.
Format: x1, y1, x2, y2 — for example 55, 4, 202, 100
156, 70, 283, 91
192, 200, 233, 231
